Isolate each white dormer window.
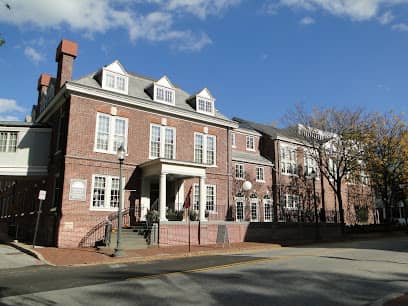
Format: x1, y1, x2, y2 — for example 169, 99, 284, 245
195, 88, 215, 116
154, 76, 175, 105
101, 61, 128, 94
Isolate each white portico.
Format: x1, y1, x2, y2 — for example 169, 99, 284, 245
140, 159, 208, 222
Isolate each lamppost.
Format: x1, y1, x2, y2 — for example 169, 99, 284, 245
113, 144, 126, 257
242, 181, 252, 221
310, 170, 320, 240
399, 184, 408, 232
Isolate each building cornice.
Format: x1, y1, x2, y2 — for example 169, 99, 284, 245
53, 82, 238, 129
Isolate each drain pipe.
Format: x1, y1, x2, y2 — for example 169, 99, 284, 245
227, 127, 231, 220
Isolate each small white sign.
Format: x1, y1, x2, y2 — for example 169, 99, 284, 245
38, 190, 47, 200
69, 179, 87, 201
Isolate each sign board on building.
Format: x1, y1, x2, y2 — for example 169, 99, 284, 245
69, 179, 87, 201
38, 190, 46, 200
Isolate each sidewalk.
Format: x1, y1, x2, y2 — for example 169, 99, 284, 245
9, 241, 282, 267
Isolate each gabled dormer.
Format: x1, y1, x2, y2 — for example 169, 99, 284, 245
189, 88, 215, 116
145, 76, 176, 106
100, 60, 129, 94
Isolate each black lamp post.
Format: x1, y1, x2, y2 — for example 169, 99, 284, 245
310, 170, 320, 240
113, 144, 126, 257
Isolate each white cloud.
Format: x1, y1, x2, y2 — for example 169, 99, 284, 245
392, 23, 408, 31
0, 99, 25, 113
273, 0, 408, 25
300, 16, 315, 25
378, 11, 394, 25
0, 115, 19, 121
24, 47, 44, 63
0, 0, 239, 52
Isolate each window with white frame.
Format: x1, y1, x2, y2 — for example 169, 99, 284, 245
149, 124, 176, 159
231, 132, 236, 147
246, 135, 255, 151
250, 196, 258, 221
256, 166, 265, 182
197, 98, 214, 115
192, 184, 216, 212
155, 85, 175, 105
283, 194, 299, 210
236, 195, 245, 221
95, 113, 128, 154
280, 145, 298, 175
0, 132, 17, 152
235, 164, 245, 179
103, 71, 128, 94
91, 175, 122, 210
263, 196, 272, 222
304, 152, 319, 177
194, 133, 216, 165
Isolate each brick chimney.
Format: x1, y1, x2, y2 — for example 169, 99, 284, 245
55, 39, 78, 90
36, 73, 52, 116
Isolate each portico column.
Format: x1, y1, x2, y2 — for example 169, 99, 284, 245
199, 176, 206, 221
159, 173, 167, 221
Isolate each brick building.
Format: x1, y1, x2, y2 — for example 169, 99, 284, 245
0, 39, 374, 248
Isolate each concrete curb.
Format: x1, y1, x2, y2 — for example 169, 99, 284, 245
5, 241, 55, 266
68, 244, 283, 267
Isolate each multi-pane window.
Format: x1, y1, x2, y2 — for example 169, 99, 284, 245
246, 135, 255, 151
264, 197, 272, 222
91, 175, 122, 210
235, 164, 245, 179
206, 185, 216, 212
192, 184, 216, 212
231, 132, 236, 147
0, 132, 17, 152
236, 196, 245, 221
256, 167, 264, 182
149, 124, 176, 159
104, 72, 128, 93
250, 197, 258, 221
155, 86, 174, 104
95, 113, 128, 154
304, 153, 319, 177
197, 98, 214, 114
283, 194, 299, 210
280, 146, 298, 175
194, 133, 216, 165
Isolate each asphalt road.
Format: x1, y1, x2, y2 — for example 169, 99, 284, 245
1, 236, 408, 306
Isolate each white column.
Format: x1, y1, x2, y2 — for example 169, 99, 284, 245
159, 173, 167, 221
199, 176, 206, 221
140, 179, 150, 221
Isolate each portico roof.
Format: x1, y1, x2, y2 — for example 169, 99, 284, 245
140, 158, 207, 178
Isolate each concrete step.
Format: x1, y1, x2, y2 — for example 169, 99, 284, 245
108, 231, 148, 250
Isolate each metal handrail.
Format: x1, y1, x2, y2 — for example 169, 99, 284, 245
78, 207, 131, 248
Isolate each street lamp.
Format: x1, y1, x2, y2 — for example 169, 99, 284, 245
310, 170, 320, 240
113, 144, 126, 257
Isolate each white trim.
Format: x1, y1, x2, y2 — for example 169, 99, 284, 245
234, 127, 262, 137
206, 184, 216, 213
235, 196, 245, 222
149, 123, 176, 160
235, 163, 245, 180
64, 82, 238, 128
231, 132, 236, 148
196, 97, 215, 116
246, 135, 255, 152
102, 68, 129, 95
194, 132, 216, 166
256, 166, 265, 182
250, 197, 259, 222
90, 174, 124, 212
94, 112, 128, 155
263, 198, 272, 222
154, 84, 175, 106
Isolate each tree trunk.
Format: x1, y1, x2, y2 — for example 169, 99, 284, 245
337, 181, 345, 234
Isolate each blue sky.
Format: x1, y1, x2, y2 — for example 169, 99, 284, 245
0, 0, 408, 126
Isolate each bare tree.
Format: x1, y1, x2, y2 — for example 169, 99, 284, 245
285, 105, 369, 232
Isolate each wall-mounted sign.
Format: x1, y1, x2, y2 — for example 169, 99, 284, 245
69, 179, 87, 201
38, 190, 47, 200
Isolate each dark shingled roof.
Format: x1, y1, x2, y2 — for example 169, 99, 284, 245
232, 150, 273, 166
233, 117, 301, 141
74, 69, 230, 122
